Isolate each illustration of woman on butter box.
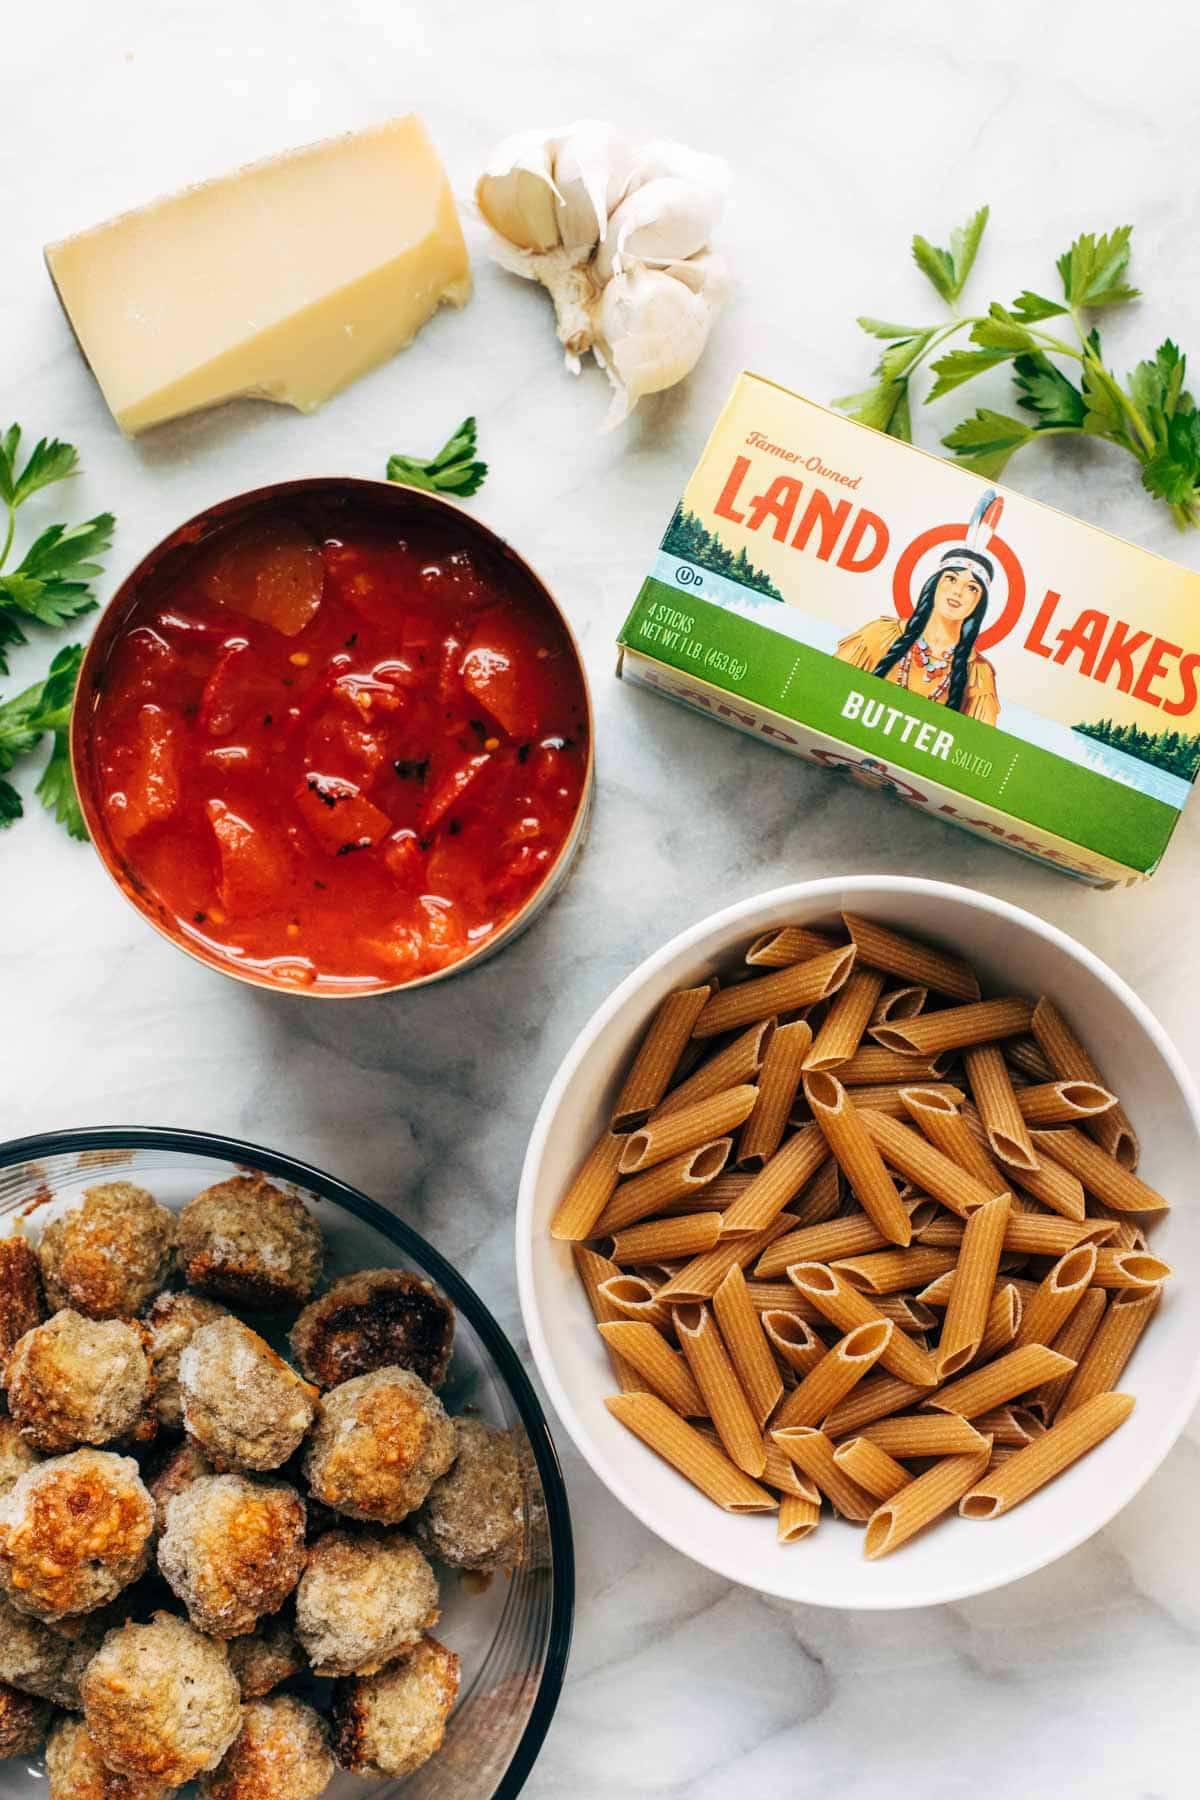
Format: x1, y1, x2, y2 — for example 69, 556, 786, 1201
835, 490, 1002, 725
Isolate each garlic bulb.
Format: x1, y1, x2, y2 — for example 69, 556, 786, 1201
476, 121, 729, 427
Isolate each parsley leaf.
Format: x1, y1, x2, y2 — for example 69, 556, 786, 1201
387, 417, 488, 498
0, 428, 80, 509
0, 644, 86, 836
0, 781, 21, 826
1013, 353, 1087, 428
926, 347, 1014, 401
834, 381, 911, 435
1011, 290, 1068, 322
912, 206, 989, 305
5, 514, 113, 627
1056, 227, 1139, 309
856, 317, 927, 340
970, 304, 1038, 353
35, 734, 85, 838
1141, 410, 1200, 506
942, 410, 1034, 478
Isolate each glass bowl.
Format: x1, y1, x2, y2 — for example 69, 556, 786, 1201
0, 1127, 573, 1798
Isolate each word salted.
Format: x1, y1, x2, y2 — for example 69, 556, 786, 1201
841, 690, 955, 760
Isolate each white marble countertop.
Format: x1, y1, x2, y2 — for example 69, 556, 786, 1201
6, 1, 1200, 1793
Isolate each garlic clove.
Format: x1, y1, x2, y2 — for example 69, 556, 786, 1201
626, 138, 732, 199
659, 250, 728, 301
592, 261, 720, 429
550, 120, 640, 249
476, 130, 564, 253
593, 177, 725, 283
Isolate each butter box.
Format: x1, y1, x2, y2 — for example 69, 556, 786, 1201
618, 372, 1200, 884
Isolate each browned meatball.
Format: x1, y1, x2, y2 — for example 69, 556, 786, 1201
0, 1237, 44, 1383
7, 1311, 155, 1455
332, 1634, 460, 1777
0, 1450, 153, 1621
227, 1613, 305, 1698
144, 1290, 227, 1428
200, 1695, 334, 1800
295, 1529, 438, 1677
0, 1676, 51, 1756
290, 1268, 454, 1390
0, 1590, 107, 1708
0, 1416, 41, 1498
158, 1472, 306, 1638
45, 1712, 175, 1798
180, 1318, 317, 1472
177, 1178, 323, 1310
81, 1611, 242, 1786
304, 1367, 455, 1525
148, 1437, 214, 1534
411, 1416, 524, 1573
38, 1185, 176, 1321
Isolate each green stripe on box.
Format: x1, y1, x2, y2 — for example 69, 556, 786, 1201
620, 579, 1175, 873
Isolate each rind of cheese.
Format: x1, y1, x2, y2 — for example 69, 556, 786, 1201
45, 115, 471, 435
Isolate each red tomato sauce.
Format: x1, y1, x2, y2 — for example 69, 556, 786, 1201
84, 505, 590, 992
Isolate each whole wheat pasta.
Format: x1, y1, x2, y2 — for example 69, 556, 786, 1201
746, 925, 843, 968
789, 1157, 842, 1227
803, 969, 886, 1073
787, 1263, 939, 1387
837, 1047, 951, 1086
597, 1322, 705, 1415
755, 1211, 896, 1278
738, 1023, 813, 1169
860, 1108, 1004, 1217
760, 1439, 822, 1500
832, 1436, 911, 1499
959, 1392, 1134, 1519
1015, 1081, 1117, 1125
859, 1414, 989, 1458
605, 1393, 777, 1513
655, 1210, 801, 1304
928, 1343, 1076, 1418
963, 1044, 1037, 1171
774, 1320, 894, 1429
653, 1019, 775, 1121
1005, 1035, 1054, 1082
620, 1086, 759, 1174
712, 1265, 784, 1428
871, 984, 930, 1024
759, 1310, 826, 1376
973, 1405, 1046, 1447
657, 1172, 751, 1217
805, 1073, 912, 1246
975, 1284, 1023, 1363
1058, 1288, 1159, 1417
692, 949, 856, 1042
918, 1213, 1111, 1256
821, 1373, 932, 1438
551, 1132, 626, 1241
1028, 1288, 1107, 1422
842, 913, 981, 1003
1087, 1207, 1140, 1251
718, 1122, 827, 1238
832, 1247, 958, 1295
1028, 1128, 1168, 1215
778, 1493, 822, 1543
597, 1272, 675, 1335
611, 983, 714, 1129
865, 1442, 993, 1558
675, 1303, 767, 1477
609, 1213, 722, 1266
875, 1295, 939, 1331
852, 1082, 965, 1121
746, 1281, 821, 1318
898, 1086, 1006, 1196
594, 1140, 731, 1235
574, 1246, 642, 1392
956, 1101, 1084, 1219
1031, 996, 1139, 1169
938, 1192, 1012, 1378
770, 1427, 876, 1522
1013, 1246, 1097, 1350
1091, 1248, 1170, 1290
871, 997, 1036, 1058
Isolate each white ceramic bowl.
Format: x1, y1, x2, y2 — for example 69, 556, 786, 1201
517, 876, 1200, 1609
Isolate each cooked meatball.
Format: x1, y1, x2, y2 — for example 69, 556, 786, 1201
0, 1237, 44, 1382
200, 1695, 334, 1800
144, 1290, 227, 1429
290, 1268, 454, 1391
0, 1416, 41, 1497
177, 1178, 323, 1310
45, 1712, 175, 1798
148, 1437, 214, 1534
332, 1634, 460, 1777
227, 1612, 305, 1698
411, 1416, 524, 1573
7, 1311, 155, 1455
180, 1317, 317, 1472
0, 1591, 106, 1708
295, 1529, 438, 1677
0, 1450, 153, 1621
0, 1677, 51, 1755
304, 1367, 455, 1525
158, 1473, 306, 1639
81, 1611, 242, 1786
38, 1184, 176, 1321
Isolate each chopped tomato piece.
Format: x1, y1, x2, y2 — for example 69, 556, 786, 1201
295, 773, 392, 857
418, 895, 470, 966
382, 829, 427, 889
419, 750, 492, 831
106, 627, 191, 706
361, 921, 425, 978
324, 538, 423, 627
103, 704, 182, 849
206, 798, 292, 916
304, 705, 393, 783
201, 518, 324, 638
460, 608, 543, 737
199, 639, 280, 737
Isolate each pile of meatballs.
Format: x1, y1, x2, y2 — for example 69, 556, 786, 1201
0, 1175, 532, 1797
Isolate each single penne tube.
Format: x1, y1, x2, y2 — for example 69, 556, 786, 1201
859, 1413, 989, 1458
1058, 1287, 1159, 1416
760, 1438, 822, 1500
574, 1245, 642, 1392
832, 1435, 911, 1499
1005, 1035, 1054, 1082
759, 1309, 827, 1376
787, 1263, 938, 1387
871, 984, 930, 1025
1031, 996, 1139, 1169
1029, 1127, 1168, 1215
605, 1392, 777, 1513
611, 983, 714, 1129
712, 1265, 784, 1428
755, 1211, 895, 1279
927, 1343, 1076, 1418
875, 1295, 939, 1331
1028, 1287, 1107, 1422
655, 1210, 801, 1304
841, 913, 981, 1003
594, 1140, 731, 1234
770, 1426, 876, 1522
803, 969, 886, 1073
832, 1246, 958, 1295
958, 1102, 1084, 1219
551, 1131, 626, 1241
693, 946, 856, 1039
656, 1172, 751, 1217
870, 997, 1036, 1058
1012, 1245, 1097, 1350
773, 1320, 894, 1429
959, 1392, 1135, 1519
619, 1085, 759, 1174
865, 1442, 993, 1558
975, 1284, 1023, 1363
737, 1022, 812, 1169
917, 1212, 1112, 1256
777, 1492, 822, 1543
963, 1044, 1037, 1172
597, 1322, 705, 1415
853, 1082, 965, 1121
652, 1019, 775, 1120
938, 1193, 1012, 1379
746, 924, 843, 968
837, 1047, 951, 1086
597, 1272, 675, 1335
804, 1073, 912, 1246
790, 1156, 842, 1227
719, 1123, 829, 1238
820, 1372, 932, 1438
972, 1404, 1046, 1447
609, 1213, 722, 1266
745, 1281, 821, 1317
1014, 1081, 1117, 1125
898, 1086, 1006, 1196
1091, 1247, 1170, 1289
675, 1303, 767, 1477
861, 1108, 1004, 1217
1087, 1207, 1140, 1251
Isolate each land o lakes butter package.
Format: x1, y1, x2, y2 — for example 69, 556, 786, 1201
618, 372, 1200, 884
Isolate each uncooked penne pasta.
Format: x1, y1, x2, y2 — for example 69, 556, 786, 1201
756, 1211, 895, 1279
803, 969, 886, 1073
1031, 996, 1139, 1169
938, 1192, 1011, 1378
842, 913, 981, 1003
551, 1132, 626, 1241
928, 1343, 1076, 1418
605, 1392, 776, 1513
871, 984, 929, 1024
789, 1156, 842, 1227
861, 1108, 1004, 1217
1028, 1287, 1107, 1423
760, 1439, 822, 1500
918, 1212, 1110, 1256
653, 1019, 775, 1120
972, 1405, 1046, 1447
865, 1443, 993, 1558
693, 946, 856, 1039
595, 1140, 731, 1234
575, 1246, 642, 1392
778, 1493, 822, 1543
837, 1047, 951, 1086
620, 1085, 759, 1174
959, 1392, 1134, 1519
871, 997, 1035, 1058
787, 1263, 938, 1387
675, 1303, 766, 1477
975, 1284, 1023, 1363
738, 1023, 812, 1169
597, 1322, 704, 1415
719, 1123, 828, 1238
598, 1272, 674, 1335
609, 1212, 722, 1266
1005, 1035, 1054, 1082
656, 1172, 751, 1217
759, 1310, 826, 1376
963, 1044, 1037, 1172
820, 1372, 931, 1438
713, 1265, 783, 1428
898, 1086, 1006, 1196
1058, 1288, 1159, 1416
832, 1436, 911, 1499
746, 925, 843, 968
1013, 1246, 1097, 1350
774, 1320, 893, 1429
770, 1426, 876, 1522
612, 983, 714, 1129
804, 1073, 911, 1246
832, 1246, 958, 1295
859, 1413, 989, 1458
1029, 1128, 1168, 1215
1015, 1081, 1117, 1125
746, 1281, 819, 1316
852, 1082, 965, 1121
958, 1101, 1084, 1219
875, 1295, 939, 1332
655, 1210, 801, 1303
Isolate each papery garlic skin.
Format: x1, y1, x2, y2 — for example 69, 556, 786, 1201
593, 257, 727, 429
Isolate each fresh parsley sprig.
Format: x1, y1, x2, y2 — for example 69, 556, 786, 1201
386, 417, 488, 498
0, 643, 86, 836
837, 213, 1200, 528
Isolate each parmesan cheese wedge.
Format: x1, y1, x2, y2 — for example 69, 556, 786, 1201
45, 115, 471, 435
